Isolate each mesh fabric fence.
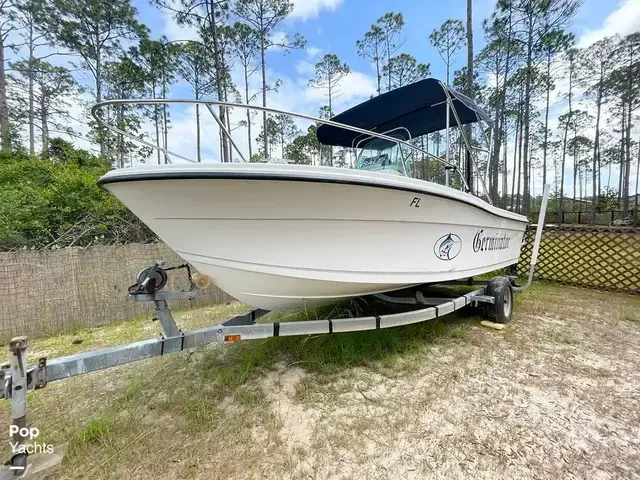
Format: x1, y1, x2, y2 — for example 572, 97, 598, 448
0, 243, 233, 340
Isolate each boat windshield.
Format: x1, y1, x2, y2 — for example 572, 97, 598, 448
355, 137, 408, 176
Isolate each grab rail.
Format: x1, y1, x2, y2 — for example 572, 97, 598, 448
91, 99, 471, 192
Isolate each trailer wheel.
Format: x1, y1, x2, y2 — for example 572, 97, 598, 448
484, 276, 513, 324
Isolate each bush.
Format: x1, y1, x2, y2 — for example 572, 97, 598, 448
0, 140, 154, 250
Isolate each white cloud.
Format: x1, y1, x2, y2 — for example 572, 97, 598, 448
269, 30, 288, 47
578, 0, 640, 47
306, 46, 322, 60
290, 0, 343, 21
296, 60, 316, 76
162, 15, 201, 42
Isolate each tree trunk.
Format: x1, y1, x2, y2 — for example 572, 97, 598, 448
328, 82, 333, 167
244, 64, 252, 160
623, 96, 632, 215
95, 41, 105, 157
572, 133, 580, 208
590, 82, 602, 224
375, 53, 381, 95
511, 110, 520, 211
161, 75, 169, 164
224, 81, 232, 161
0, 31, 11, 153
502, 135, 508, 208
196, 103, 201, 163
517, 114, 523, 213
28, 24, 35, 154
521, 18, 533, 215
465, 0, 474, 195
117, 106, 124, 168
559, 55, 574, 219
41, 99, 49, 153
635, 137, 639, 217
618, 105, 625, 206
542, 53, 551, 189
153, 84, 161, 165
260, 32, 268, 158
207, 0, 229, 163
466, 0, 473, 93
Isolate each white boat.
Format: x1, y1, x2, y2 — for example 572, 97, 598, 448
95, 79, 528, 310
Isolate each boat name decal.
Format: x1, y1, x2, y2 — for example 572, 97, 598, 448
473, 230, 511, 253
434, 233, 462, 261
410, 197, 421, 208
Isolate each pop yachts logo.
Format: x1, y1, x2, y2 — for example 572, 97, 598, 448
434, 233, 462, 261
473, 230, 512, 253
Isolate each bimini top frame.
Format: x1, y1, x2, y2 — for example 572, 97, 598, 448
91, 98, 491, 202
316, 78, 492, 148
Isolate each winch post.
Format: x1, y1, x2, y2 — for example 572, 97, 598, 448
9, 336, 28, 473
154, 299, 181, 338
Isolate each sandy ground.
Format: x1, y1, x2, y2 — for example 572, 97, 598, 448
247, 287, 640, 479
2, 285, 639, 480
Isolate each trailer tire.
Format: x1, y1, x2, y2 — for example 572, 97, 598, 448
484, 276, 513, 324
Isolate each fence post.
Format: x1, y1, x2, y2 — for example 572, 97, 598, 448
611, 210, 615, 223
578, 211, 581, 224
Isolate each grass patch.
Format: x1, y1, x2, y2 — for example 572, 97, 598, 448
182, 396, 221, 428
77, 417, 113, 446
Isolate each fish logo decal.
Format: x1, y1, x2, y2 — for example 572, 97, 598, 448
434, 233, 462, 261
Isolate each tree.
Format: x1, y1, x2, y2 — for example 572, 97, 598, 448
176, 41, 216, 163
383, 53, 429, 90
477, 11, 522, 204
273, 113, 299, 157
153, 0, 234, 163
0, 0, 19, 152
46, 0, 147, 155
497, 0, 580, 215
284, 133, 311, 164
9, 60, 81, 152
11, 0, 56, 154
101, 56, 150, 168
308, 54, 350, 119
256, 115, 278, 157
234, 0, 305, 158
430, 19, 465, 85
606, 33, 640, 216
377, 12, 405, 92
582, 36, 617, 223
309, 54, 349, 167
356, 25, 384, 95
131, 37, 179, 164
466, 0, 474, 96
230, 22, 260, 161
537, 29, 573, 192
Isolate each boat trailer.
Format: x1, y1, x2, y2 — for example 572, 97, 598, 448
0, 190, 550, 478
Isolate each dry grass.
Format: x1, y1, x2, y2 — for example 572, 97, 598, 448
0, 284, 639, 479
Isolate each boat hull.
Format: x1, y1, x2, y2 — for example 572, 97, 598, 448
100, 165, 528, 310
